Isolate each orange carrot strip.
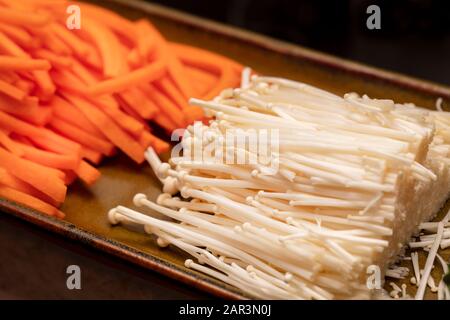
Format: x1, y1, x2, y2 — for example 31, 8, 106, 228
28, 128, 82, 157
0, 129, 23, 156
49, 23, 93, 58
136, 20, 193, 99
0, 23, 34, 48
118, 88, 158, 119
32, 49, 72, 68
74, 160, 100, 185
77, 2, 138, 46
80, 147, 103, 165
138, 130, 169, 154
81, 17, 123, 77
0, 109, 43, 137
0, 185, 64, 218
15, 79, 35, 95
0, 79, 27, 100
0, 30, 28, 57
63, 93, 145, 163
0, 168, 60, 207
0, 56, 51, 70
15, 141, 80, 170
0, 7, 50, 27
156, 76, 204, 124
87, 58, 166, 95
185, 65, 218, 96
50, 69, 88, 94
171, 42, 243, 74
33, 70, 56, 99
0, 147, 66, 203
144, 83, 186, 128
62, 170, 77, 185
50, 96, 105, 139
50, 117, 115, 156
153, 112, 177, 133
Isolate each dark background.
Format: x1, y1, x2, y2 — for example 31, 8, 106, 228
1, 0, 449, 300
150, 0, 450, 85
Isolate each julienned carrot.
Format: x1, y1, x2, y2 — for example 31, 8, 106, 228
0, 109, 43, 138
86, 58, 167, 96
78, 2, 138, 46
50, 117, 115, 156
33, 49, 72, 68
0, 147, 66, 203
0, 30, 28, 57
49, 23, 93, 61
0, 23, 34, 49
63, 93, 145, 163
137, 20, 194, 99
143, 84, 186, 128
154, 112, 177, 133
0, 56, 51, 70
75, 160, 100, 185
0, 78, 27, 100
29, 128, 82, 157
0, 167, 60, 207
138, 130, 169, 154
32, 70, 55, 99
118, 88, 158, 119
14, 140, 80, 170
0, 6, 50, 27
81, 147, 103, 165
81, 17, 124, 78
89, 96, 145, 138
185, 65, 218, 95
171, 42, 243, 74
50, 96, 105, 139
0, 129, 23, 156
156, 77, 204, 124
0, 185, 64, 218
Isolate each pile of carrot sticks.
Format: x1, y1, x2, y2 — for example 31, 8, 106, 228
0, 0, 243, 218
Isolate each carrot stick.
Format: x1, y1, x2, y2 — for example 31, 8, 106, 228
29, 128, 82, 156
0, 167, 60, 207
0, 109, 43, 137
0, 23, 35, 49
81, 17, 124, 77
63, 92, 145, 163
0, 146, 67, 203
15, 140, 80, 170
153, 112, 177, 133
32, 49, 72, 68
77, 2, 138, 47
0, 6, 50, 26
80, 147, 103, 165
50, 96, 105, 139
0, 56, 51, 70
0, 30, 28, 57
0, 78, 27, 100
86, 58, 166, 95
0, 129, 23, 156
144, 84, 186, 128
118, 87, 158, 119
0, 185, 64, 218
50, 117, 115, 156
74, 160, 100, 185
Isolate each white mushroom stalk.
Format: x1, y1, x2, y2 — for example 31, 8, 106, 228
110, 73, 450, 299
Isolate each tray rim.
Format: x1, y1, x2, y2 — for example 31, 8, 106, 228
1, 0, 449, 300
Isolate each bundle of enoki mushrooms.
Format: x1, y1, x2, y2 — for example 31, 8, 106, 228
109, 72, 450, 299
